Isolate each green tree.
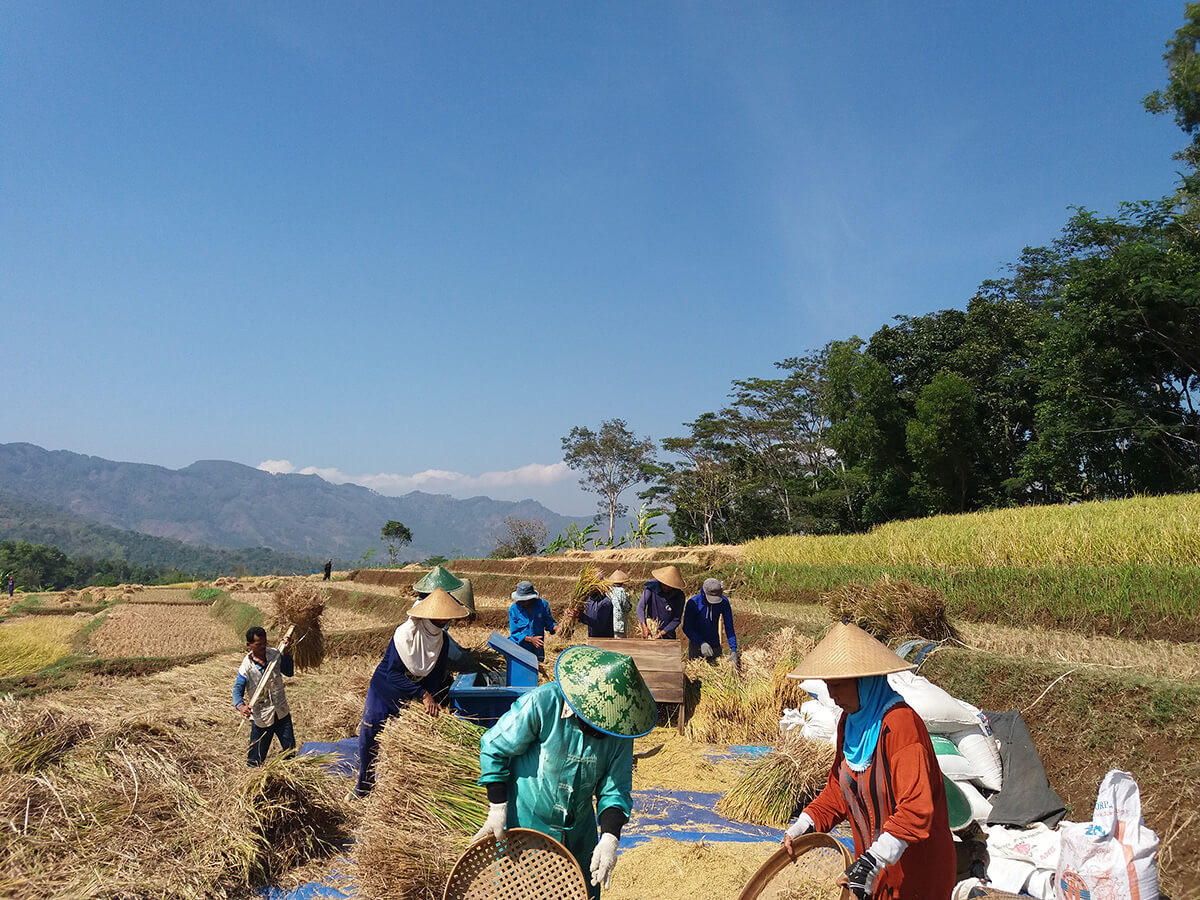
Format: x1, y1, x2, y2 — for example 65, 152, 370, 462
906, 372, 986, 513
562, 419, 656, 542
1143, 2, 1200, 183
380, 520, 413, 566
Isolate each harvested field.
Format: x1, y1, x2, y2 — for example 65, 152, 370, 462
89, 603, 240, 657
128, 587, 209, 604
0, 617, 82, 676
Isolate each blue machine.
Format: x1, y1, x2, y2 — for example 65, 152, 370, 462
448, 631, 539, 726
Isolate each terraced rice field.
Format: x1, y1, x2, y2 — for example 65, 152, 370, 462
127, 588, 206, 604
89, 603, 241, 657
0, 615, 83, 676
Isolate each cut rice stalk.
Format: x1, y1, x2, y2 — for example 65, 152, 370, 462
716, 732, 835, 827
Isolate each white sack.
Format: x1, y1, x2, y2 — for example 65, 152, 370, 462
799, 678, 835, 707
1056, 770, 1159, 900
887, 670, 982, 732
987, 822, 1062, 871
779, 707, 805, 733
953, 778, 994, 824
798, 699, 840, 745
1026, 869, 1056, 900
930, 734, 979, 781
951, 726, 1003, 792
987, 856, 1036, 894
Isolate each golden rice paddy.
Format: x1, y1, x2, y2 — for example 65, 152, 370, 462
0, 616, 81, 676
89, 603, 241, 657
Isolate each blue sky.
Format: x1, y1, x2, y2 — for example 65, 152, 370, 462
2, 2, 1190, 516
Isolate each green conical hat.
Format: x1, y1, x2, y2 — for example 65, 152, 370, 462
413, 565, 463, 594
555, 646, 657, 738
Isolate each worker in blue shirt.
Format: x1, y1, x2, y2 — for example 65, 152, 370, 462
508, 581, 558, 661
233, 626, 295, 767
682, 578, 739, 667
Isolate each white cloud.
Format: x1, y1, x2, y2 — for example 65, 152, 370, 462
257, 459, 296, 475
256, 459, 572, 497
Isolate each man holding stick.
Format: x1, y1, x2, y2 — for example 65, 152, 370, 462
233, 625, 296, 767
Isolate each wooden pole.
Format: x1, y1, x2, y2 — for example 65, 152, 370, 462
238, 625, 295, 729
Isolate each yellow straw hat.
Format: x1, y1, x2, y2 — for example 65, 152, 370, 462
650, 565, 685, 592
607, 569, 630, 584
408, 587, 471, 620
786, 620, 915, 680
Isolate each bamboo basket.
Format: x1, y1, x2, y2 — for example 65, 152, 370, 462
443, 827, 589, 900
736, 833, 853, 900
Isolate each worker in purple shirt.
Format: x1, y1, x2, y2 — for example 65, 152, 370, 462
682, 578, 739, 667
636, 565, 686, 639
579, 588, 615, 639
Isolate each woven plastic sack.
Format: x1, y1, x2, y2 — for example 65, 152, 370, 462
1056, 770, 1159, 900
951, 725, 1003, 791
953, 778, 994, 824
887, 670, 982, 732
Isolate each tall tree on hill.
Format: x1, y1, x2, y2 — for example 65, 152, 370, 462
380, 520, 413, 566
561, 419, 656, 542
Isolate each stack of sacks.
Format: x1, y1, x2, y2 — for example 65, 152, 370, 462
984, 822, 1061, 900
780, 672, 1003, 829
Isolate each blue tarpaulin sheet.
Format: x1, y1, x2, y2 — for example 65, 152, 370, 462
298, 738, 359, 779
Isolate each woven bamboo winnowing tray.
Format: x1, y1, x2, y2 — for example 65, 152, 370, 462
737, 833, 854, 900
443, 827, 590, 900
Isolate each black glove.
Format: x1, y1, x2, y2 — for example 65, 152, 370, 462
844, 851, 881, 900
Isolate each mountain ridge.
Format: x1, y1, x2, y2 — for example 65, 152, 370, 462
0, 442, 597, 559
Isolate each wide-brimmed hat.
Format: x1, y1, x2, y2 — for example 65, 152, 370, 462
414, 565, 464, 594
786, 620, 915, 680
607, 569, 630, 584
511, 581, 539, 602
555, 646, 657, 738
651, 565, 685, 592
449, 577, 475, 614
408, 587, 471, 620
702, 578, 725, 604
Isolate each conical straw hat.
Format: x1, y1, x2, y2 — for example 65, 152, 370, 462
786, 621, 914, 680
413, 565, 464, 593
408, 587, 470, 620
607, 569, 630, 584
449, 578, 475, 614
650, 565, 685, 592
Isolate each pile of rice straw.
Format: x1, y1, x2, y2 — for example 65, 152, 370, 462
632, 728, 741, 792
716, 730, 835, 826
355, 707, 488, 899
272, 581, 326, 670
822, 576, 959, 642
686, 628, 815, 745
0, 696, 349, 899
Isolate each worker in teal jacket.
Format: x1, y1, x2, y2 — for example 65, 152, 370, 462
473, 646, 656, 899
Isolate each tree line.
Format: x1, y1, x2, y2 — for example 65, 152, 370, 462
566, 9, 1200, 545
0, 540, 198, 592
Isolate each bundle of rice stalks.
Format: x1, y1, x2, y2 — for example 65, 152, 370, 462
822, 576, 959, 642
642, 616, 662, 639
0, 697, 351, 899
356, 707, 488, 899
739, 627, 818, 711
715, 732, 835, 827
272, 582, 326, 670
559, 566, 612, 636
684, 659, 780, 745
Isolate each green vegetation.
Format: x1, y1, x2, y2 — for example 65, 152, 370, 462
208, 592, 265, 638
189, 586, 225, 603
380, 520, 413, 566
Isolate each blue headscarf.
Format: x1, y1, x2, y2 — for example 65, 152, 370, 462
841, 674, 904, 772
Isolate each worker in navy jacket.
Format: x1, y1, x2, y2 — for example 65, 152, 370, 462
636, 565, 686, 639
682, 578, 739, 666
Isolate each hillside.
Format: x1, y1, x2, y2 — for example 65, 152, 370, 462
0, 443, 595, 559
0, 492, 330, 576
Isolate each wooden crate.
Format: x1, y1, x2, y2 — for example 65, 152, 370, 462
585, 637, 687, 733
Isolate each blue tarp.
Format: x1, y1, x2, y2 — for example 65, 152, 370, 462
298, 738, 359, 779
624, 789, 784, 847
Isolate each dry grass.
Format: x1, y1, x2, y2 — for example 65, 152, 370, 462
716, 732, 835, 827
0, 690, 350, 899
0, 617, 82, 676
954, 621, 1200, 681
746, 493, 1200, 568
127, 588, 203, 604
822, 577, 958, 642
355, 708, 487, 900
88, 604, 240, 657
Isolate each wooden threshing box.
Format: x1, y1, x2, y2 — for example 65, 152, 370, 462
585, 637, 687, 734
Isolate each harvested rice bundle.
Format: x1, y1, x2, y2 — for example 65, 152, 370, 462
822, 576, 958, 642
685, 659, 780, 745
356, 707, 488, 900
272, 582, 326, 670
0, 701, 92, 774
739, 627, 818, 711
559, 566, 612, 636
716, 731, 835, 827
642, 616, 662, 639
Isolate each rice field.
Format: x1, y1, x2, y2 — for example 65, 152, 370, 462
89, 603, 241, 657
745, 494, 1200, 568
0, 617, 82, 676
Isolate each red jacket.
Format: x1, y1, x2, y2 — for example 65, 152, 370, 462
803, 702, 956, 900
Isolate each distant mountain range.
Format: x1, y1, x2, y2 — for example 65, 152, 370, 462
0, 442, 598, 564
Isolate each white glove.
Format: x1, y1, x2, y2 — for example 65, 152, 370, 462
700, 642, 714, 658
589, 832, 619, 889
785, 812, 814, 840
471, 802, 507, 844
